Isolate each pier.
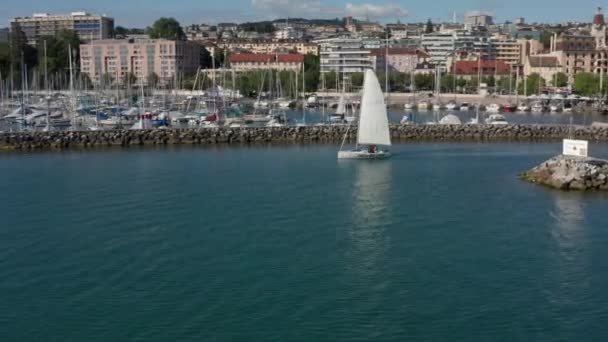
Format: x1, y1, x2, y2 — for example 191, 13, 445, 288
2, 125, 608, 151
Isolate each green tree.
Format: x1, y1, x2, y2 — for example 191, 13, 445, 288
496, 76, 513, 94
440, 74, 456, 93
539, 31, 552, 49
123, 72, 137, 86
114, 26, 128, 37
0, 43, 10, 77
200, 47, 213, 68
553, 72, 568, 87
425, 19, 434, 34
350, 72, 364, 89
101, 73, 114, 87
414, 73, 434, 90
147, 72, 160, 88
573, 72, 601, 96
303, 53, 320, 92
147, 17, 186, 40
518, 73, 546, 96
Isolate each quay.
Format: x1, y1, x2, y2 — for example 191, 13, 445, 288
2, 125, 608, 151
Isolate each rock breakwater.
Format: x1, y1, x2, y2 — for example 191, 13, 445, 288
522, 155, 608, 191
2, 125, 608, 151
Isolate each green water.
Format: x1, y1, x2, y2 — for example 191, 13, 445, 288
1, 143, 608, 341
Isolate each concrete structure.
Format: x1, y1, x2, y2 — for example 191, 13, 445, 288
421, 30, 493, 69
11, 12, 114, 45
523, 55, 562, 83
0, 28, 8, 43
218, 39, 318, 55
80, 39, 200, 85
492, 39, 522, 65
370, 48, 430, 73
317, 38, 375, 74
274, 27, 304, 40
451, 60, 512, 79
550, 34, 596, 80
229, 53, 304, 72
464, 13, 493, 28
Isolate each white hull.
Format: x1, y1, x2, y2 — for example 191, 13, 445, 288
338, 150, 392, 160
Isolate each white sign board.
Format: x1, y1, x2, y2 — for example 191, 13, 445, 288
563, 139, 588, 157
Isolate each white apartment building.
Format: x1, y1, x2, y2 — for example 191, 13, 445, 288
421, 30, 493, 69
11, 12, 114, 46
316, 38, 375, 75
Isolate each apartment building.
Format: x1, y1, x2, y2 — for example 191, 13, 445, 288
370, 48, 430, 73
218, 39, 318, 55
492, 39, 522, 65
229, 53, 304, 72
80, 39, 200, 85
0, 28, 8, 43
316, 38, 375, 74
421, 30, 493, 69
11, 12, 114, 45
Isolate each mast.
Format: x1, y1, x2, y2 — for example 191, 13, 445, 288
68, 44, 75, 130
44, 40, 50, 130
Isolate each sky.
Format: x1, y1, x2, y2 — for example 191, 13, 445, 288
0, 0, 599, 28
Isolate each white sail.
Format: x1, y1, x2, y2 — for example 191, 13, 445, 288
336, 95, 346, 115
357, 69, 391, 146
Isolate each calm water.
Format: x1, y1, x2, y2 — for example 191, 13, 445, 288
1, 143, 608, 341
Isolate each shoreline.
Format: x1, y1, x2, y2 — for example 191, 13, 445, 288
1, 125, 608, 151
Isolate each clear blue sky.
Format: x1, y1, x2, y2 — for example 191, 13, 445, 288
0, 0, 598, 28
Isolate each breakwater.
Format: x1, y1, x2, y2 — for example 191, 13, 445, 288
522, 155, 608, 191
2, 125, 608, 151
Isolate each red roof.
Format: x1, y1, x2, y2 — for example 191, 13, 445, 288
453, 60, 512, 75
229, 53, 304, 64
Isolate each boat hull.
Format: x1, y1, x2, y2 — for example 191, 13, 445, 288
338, 150, 392, 160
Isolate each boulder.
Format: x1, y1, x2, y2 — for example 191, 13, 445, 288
521, 155, 608, 191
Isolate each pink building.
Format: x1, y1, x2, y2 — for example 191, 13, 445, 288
229, 53, 304, 73
80, 39, 201, 85
370, 48, 430, 73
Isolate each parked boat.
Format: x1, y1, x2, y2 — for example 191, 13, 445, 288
446, 102, 458, 111
485, 114, 509, 125
517, 104, 530, 112
486, 103, 501, 113
459, 102, 470, 111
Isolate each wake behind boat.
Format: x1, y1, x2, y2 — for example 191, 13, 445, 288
338, 70, 392, 160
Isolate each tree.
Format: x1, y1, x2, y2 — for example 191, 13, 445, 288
573, 72, 601, 96
101, 73, 114, 87
114, 26, 128, 37
440, 74, 456, 93
553, 72, 568, 87
0, 43, 10, 77
496, 76, 512, 94
425, 19, 434, 34
539, 31, 552, 49
303, 53, 319, 92
123, 72, 137, 86
414, 73, 434, 90
200, 47, 213, 68
147, 17, 186, 40
147, 72, 159, 88
351, 72, 364, 89
518, 73, 546, 96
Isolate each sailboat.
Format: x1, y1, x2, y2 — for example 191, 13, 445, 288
338, 70, 392, 160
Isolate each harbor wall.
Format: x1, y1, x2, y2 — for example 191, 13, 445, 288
2, 125, 608, 151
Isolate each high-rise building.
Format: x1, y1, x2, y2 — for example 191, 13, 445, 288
0, 28, 8, 43
11, 12, 114, 46
316, 38, 375, 75
79, 39, 201, 85
464, 13, 494, 28
421, 30, 493, 69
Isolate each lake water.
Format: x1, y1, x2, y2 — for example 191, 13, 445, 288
1, 143, 608, 341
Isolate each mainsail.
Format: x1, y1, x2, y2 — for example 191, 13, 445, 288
357, 69, 391, 146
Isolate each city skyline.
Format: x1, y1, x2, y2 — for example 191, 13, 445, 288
0, 0, 600, 28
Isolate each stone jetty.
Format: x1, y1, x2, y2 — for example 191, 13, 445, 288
522, 155, 608, 191
2, 124, 608, 151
